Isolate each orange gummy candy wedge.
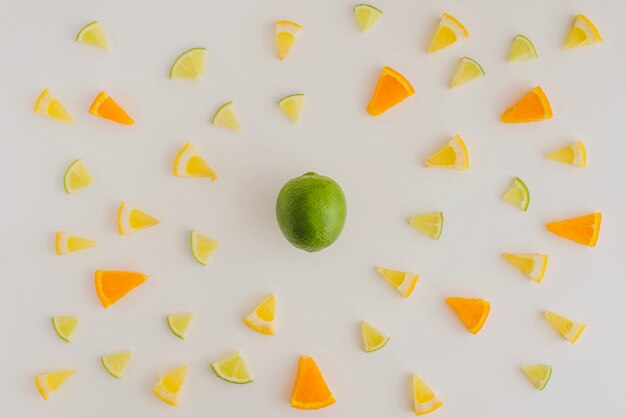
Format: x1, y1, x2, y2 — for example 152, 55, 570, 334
546, 213, 601, 247
290, 356, 336, 410
446, 297, 490, 334
367, 66, 415, 116
89, 91, 134, 125
501, 86, 552, 123
95, 270, 148, 308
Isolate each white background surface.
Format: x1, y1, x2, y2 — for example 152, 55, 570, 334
2, 0, 625, 416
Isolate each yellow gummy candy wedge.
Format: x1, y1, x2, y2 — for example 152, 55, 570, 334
425, 135, 469, 169
117, 202, 160, 235
547, 141, 586, 167
35, 370, 75, 400
34, 89, 73, 123
153, 365, 187, 406
563, 15, 602, 50
544, 311, 585, 343
55, 232, 96, 255
243, 294, 276, 335
173, 143, 217, 179
276, 21, 302, 60
376, 267, 419, 298
502, 253, 548, 283
413, 373, 443, 415
428, 13, 468, 53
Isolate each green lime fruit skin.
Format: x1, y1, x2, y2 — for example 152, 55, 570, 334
276, 172, 347, 252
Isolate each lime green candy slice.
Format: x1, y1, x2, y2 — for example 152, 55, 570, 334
502, 177, 530, 211
211, 352, 253, 384
409, 211, 443, 240
509, 35, 538, 62
361, 321, 390, 352
521, 364, 551, 390
52, 316, 80, 342
63, 159, 93, 194
167, 313, 194, 339
190, 230, 218, 265
170, 47, 207, 79
76, 21, 110, 49
451, 57, 485, 88
354, 4, 383, 32
277, 94, 304, 123
101, 351, 132, 379
212, 101, 241, 131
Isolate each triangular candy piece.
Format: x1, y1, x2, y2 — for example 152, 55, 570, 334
95, 270, 148, 308
367, 66, 415, 116
291, 356, 335, 410
89, 91, 134, 125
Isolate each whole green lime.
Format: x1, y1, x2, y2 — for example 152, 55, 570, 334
276, 172, 347, 252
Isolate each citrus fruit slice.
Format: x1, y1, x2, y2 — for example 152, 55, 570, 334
367, 66, 415, 116
277, 94, 304, 123
521, 364, 551, 390
190, 230, 218, 265
409, 211, 444, 240
501, 86, 552, 123
276, 172, 347, 252
413, 373, 443, 415
502, 177, 530, 211
450, 57, 485, 88
211, 352, 253, 384
544, 311, 585, 343
376, 267, 419, 298
563, 15, 602, 50
35, 370, 75, 400
361, 321, 389, 352
34, 89, 73, 123
291, 356, 335, 410
428, 13, 468, 53
211, 101, 241, 131
546, 212, 601, 247
76, 21, 110, 49
89, 91, 134, 125
173, 143, 217, 179
509, 35, 538, 62
170, 47, 207, 79
167, 313, 194, 339
101, 351, 132, 379
95, 270, 148, 308
63, 159, 93, 194
117, 202, 160, 235
425, 135, 469, 169
51, 316, 80, 343
354, 4, 382, 32
243, 294, 276, 335
276, 21, 302, 60
446, 297, 490, 334
547, 141, 586, 167
502, 253, 548, 283
153, 365, 187, 406
55, 232, 96, 255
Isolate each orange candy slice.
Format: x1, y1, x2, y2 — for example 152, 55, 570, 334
89, 91, 134, 125
367, 66, 415, 116
546, 213, 601, 247
95, 270, 148, 308
290, 356, 336, 410
446, 297, 490, 334
501, 86, 552, 123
